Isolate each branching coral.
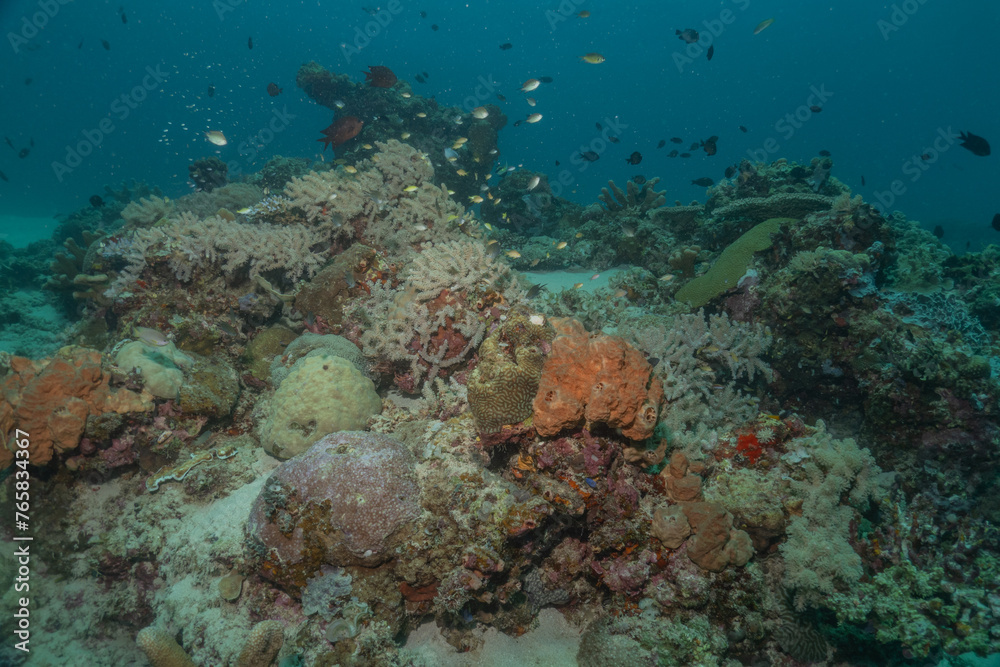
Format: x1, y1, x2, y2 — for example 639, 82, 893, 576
598, 177, 666, 213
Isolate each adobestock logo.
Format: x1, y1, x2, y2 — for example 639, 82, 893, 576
877, 0, 932, 40
7, 0, 73, 54
340, 0, 405, 64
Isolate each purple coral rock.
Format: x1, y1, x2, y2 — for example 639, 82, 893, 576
247, 431, 421, 588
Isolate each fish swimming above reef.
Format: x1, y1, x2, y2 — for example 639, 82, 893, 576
266, 82, 282, 96
818, 149, 831, 156
754, 18, 775, 35
205, 130, 228, 146
207, 84, 215, 97
739, 125, 748, 132
668, 150, 679, 158
101, 39, 110, 50
578, 150, 599, 162
580, 53, 605, 64
134, 326, 168, 346
90, 195, 104, 207
676, 28, 699, 44
120, 6, 127, 23
317, 116, 363, 151
248, 36, 253, 49
670, 137, 683, 144
365, 65, 397, 88
992, 214, 1000, 232
18, 148, 29, 158
707, 45, 714, 60
691, 177, 714, 187
657, 139, 666, 148
0, 170, 8, 183
959, 131, 991, 156
626, 151, 642, 165
499, 42, 513, 50
933, 225, 944, 238
701, 136, 719, 156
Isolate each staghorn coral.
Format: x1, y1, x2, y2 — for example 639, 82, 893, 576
532, 318, 663, 440
675, 217, 794, 307
598, 177, 666, 213
467, 311, 555, 433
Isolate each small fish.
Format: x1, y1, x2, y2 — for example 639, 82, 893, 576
404, 185, 419, 192
472, 106, 489, 119
487, 244, 503, 260
499, 42, 513, 51
362, 143, 373, 149
505, 250, 521, 258
207, 84, 215, 97
608, 136, 620, 144
497, 93, 506, 101
414, 74, 425, 84
690, 142, 701, 150
344, 165, 358, 174
334, 100, 346, 109
413, 223, 428, 231
702, 135, 719, 156
668, 150, 679, 158
101, 39, 110, 50
725, 165, 736, 179
810, 105, 822, 113
707, 45, 714, 60
527, 175, 540, 190
621, 222, 636, 237
456, 169, 468, 176
24, 78, 31, 85
135, 326, 168, 346
573, 283, 584, 289
659, 274, 674, 282
861, 175, 866, 186
248, 36, 253, 49
959, 131, 991, 156
205, 130, 228, 146
626, 151, 642, 165
555, 241, 568, 249
266, 82, 282, 96
0, 170, 7, 183
577, 10, 590, 18
401, 132, 411, 139
444, 148, 459, 160
521, 79, 540, 92
469, 195, 484, 203
401, 92, 412, 98
679, 153, 691, 158
237, 206, 252, 214
739, 125, 748, 133
526, 97, 536, 107
77, 38, 84, 49
584, 477, 597, 488
753, 18, 775, 35
575, 232, 583, 238
676, 28, 699, 44
691, 177, 714, 187
993, 214, 1000, 232
580, 53, 605, 64
590, 273, 600, 280
18, 148, 29, 159
657, 139, 666, 148
579, 150, 599, 162
670, 137, 683, 144
932, 225, 944, 238
431, 24, 439, 31
90, 195, 104, 208
120, 6, 127, 23
525, 113, 542, 123
818, 149, 831, 156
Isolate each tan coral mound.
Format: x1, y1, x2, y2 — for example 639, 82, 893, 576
532, 319, 663, 440
1, 347, 153, 468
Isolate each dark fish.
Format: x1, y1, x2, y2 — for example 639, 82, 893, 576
579, 150, 599, 162
809, 105, 822, 112
420, 10, 427, 18
959, 131, 991, 156
670, 137, 683, 144
365, 65, 397, 88
431, 24, 439, 31
689, 142, 700, 151
596, 122, 602, 130
24, 78, 32, 85
646, 358, 659, 368
422, 71, 428, 78
932, 225, 944, 238
668, 149, 679, 158
993, 214, 1000, 232
28, 138, 33, 147
0, 170, 7, 183
679, 152, 691, 158
77, 39, 84, 49
526, 283, 545, 299
266, 82, 282, 96
362, 6, 378, 15
248, 36, 253, 49
101, 39, 110, 50
414, 74, 425, 83
676, 28, 699, 44
701, 135, 718, 156
538, 76, 553, 83
632, 175, 646, 185
921, 153, 931, 161
486, 244, 502, 260
818, 149, 831, 156
692, 177, 714, 187
608, 136, 620, 144
90, 195, 104, 208
555, 160, 560, 166
724, 165, 736, 178
739, 125, 748, 133
861, 175, 866, 186
707, 45, 714, 60
207, 84, 215, 97
496, 93, 506, 101
120, 6, 127, 23
626, 151, 642, 165
18, 148, 29, 158
657, 139, 666, 148
499, 42, 513, 50
4, 137, 13, 150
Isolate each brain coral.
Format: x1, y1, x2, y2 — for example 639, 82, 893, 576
532, 319, 663, 440
246, 431, 421, 588
259, 354, 382, 459
468, 312, 554, 433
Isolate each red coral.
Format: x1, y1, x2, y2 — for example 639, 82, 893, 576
736, 433, 763, 464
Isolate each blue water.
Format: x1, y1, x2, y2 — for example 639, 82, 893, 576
2, 0, 998, 248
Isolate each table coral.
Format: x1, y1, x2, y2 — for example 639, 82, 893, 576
532, 318, 663, 440
1, 347, 153, 468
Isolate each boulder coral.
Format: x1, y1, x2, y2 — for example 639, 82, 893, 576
532, 319, 663, 440
246, 431, 421, 589
1, 347, 153, 468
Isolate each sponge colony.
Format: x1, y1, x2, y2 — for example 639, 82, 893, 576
259, 354, 381, 459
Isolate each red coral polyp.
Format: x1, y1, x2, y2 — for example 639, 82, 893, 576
736, 433, 763, 464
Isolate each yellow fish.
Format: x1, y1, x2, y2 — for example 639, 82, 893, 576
573, 282, 584, 289
469, 195, 484, 203
580, 53, 605, 64
520, 79, 540, 92
575, 232, 583, 238
485, 223, 493, 231
204, 130, 228, 146
404, 185, 419, 192
456, 169, 468, 176
753, 18, 775, 35
505, 250, 521, 258
344, 165, 357, 174
363, 143, 373, 149
555, 241, 568, 249
472, 106, 489, 119
525, 113, 543, 124
401, 132, 411, 139
416, 112, 427, 118
401, 92, 412, 98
